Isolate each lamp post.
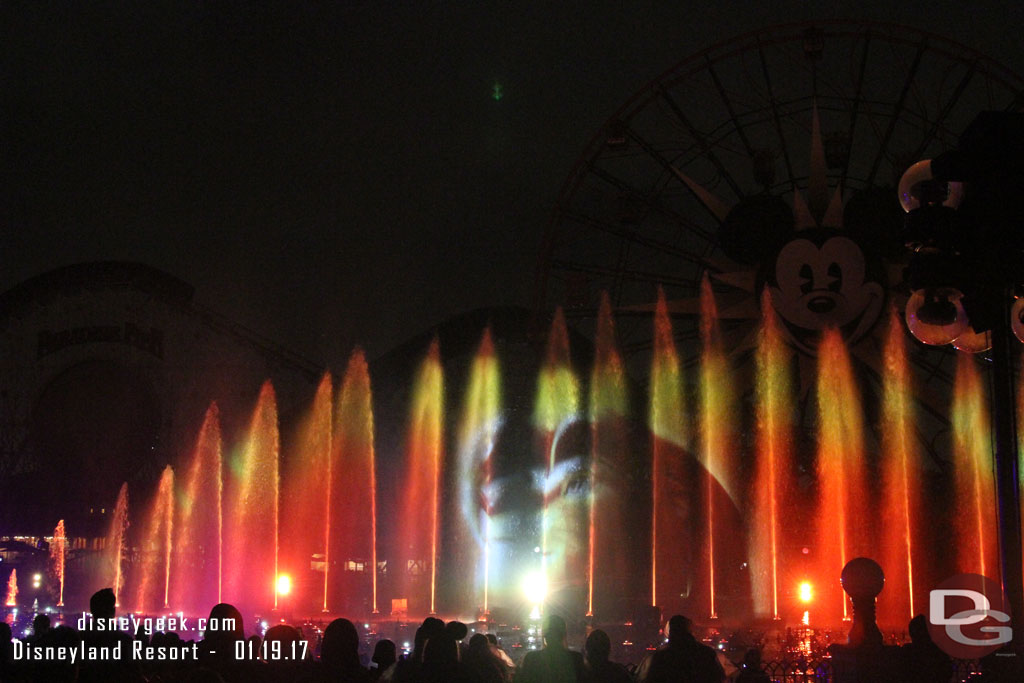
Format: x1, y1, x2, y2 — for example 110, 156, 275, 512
898, 111, 1024, 643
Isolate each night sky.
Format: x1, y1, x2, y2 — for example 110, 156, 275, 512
4, 1, 1021, 368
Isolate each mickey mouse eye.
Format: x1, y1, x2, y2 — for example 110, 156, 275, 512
799, 263, 813, 294
827, 262, 842, 292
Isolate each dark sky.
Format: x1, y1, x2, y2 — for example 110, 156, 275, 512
3, 1, 1021, 368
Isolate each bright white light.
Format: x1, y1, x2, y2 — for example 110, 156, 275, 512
32, 574, 41, 582
276, 574, 292, 596
799, 581, 813, 603
529, 604, 541, 620
521, 572, 547, 604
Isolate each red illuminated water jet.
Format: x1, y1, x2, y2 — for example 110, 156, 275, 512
106, 483, 129, 605
174, 403, 223, 613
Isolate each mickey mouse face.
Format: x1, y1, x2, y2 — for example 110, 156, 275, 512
767, 232, 884, 351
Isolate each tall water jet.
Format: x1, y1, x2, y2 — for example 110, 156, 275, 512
106, 483, 129, 605
5, 569, 15, 606
814, 329, 870, 623
51, 520, 66, 607
750, 290, 793, 620
225, 381, 279, 612
332, 350, 378, 614
281, 375, 331, 612
399, 339, 444, 614
457, 329, 502, 615
650, 288, 688, 610
135, 465, 174, 612
588, 292, 629, 618
699, 275, 736, 619
951, 356, 998, 579
174, 403, 223, 613
533, 308, 583, 605
880, 309, 919, 626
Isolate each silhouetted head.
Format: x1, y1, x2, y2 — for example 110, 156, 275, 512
543, 614, 567, 648
89, 588, 116, 619
743, 648, 762, 669
467, 633, 490, 655
445, 620, 468, 642
322, 618, 361, 668
33, 614, 51, 636
666, 615, 693, 644
372, 639, 396, 669
423, 632, 459, 664
265, 624, 302, 656
908, 614, 931, 644
206, 603, 245, 641
413, 618, 446, 662
585, 629, 612, 665
485, 633, 498, 646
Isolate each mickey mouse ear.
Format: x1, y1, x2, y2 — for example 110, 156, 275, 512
717, 194, 794, 265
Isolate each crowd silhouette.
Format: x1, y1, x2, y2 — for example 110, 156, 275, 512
0, 586, 1016, 682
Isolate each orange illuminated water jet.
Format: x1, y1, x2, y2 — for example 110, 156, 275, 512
5, 568, 17, 606
814, 329, 869, 623
589, 292, 629, 618
751, 290, 793, 620
534, 308, 581, 604
951, 356, 998, 580
699, 275, 735, 619
135, 465, 174, 612
880, 309, 919, 625
224, 382, 279, 611
650, 288, 688, 610
399, 339, 444, 614
333, 349, 378, 614
282, 375, 332, 611
457, 329, 501, 615
106, 483, 129, 606
51, 520, 66, 607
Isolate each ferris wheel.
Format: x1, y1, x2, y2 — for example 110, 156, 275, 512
534, 20, 1024, 444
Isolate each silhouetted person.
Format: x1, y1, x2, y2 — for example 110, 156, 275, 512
635, 615, 724, 683
463, 633, 507, 683
517, 614, 586, 683
0, 622, 12, 678
486, 632, 515, 673
899, 614, 951, 683
734, 649, 770, 683
28, 613, 51, 643
392, 617, 445, 683
370, 638, 396, 680
585, 629, 631, 683
77, 587, 143, 683
321, 617, 371, 682
420, 631, 471, 683
198, 603, 251, 683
